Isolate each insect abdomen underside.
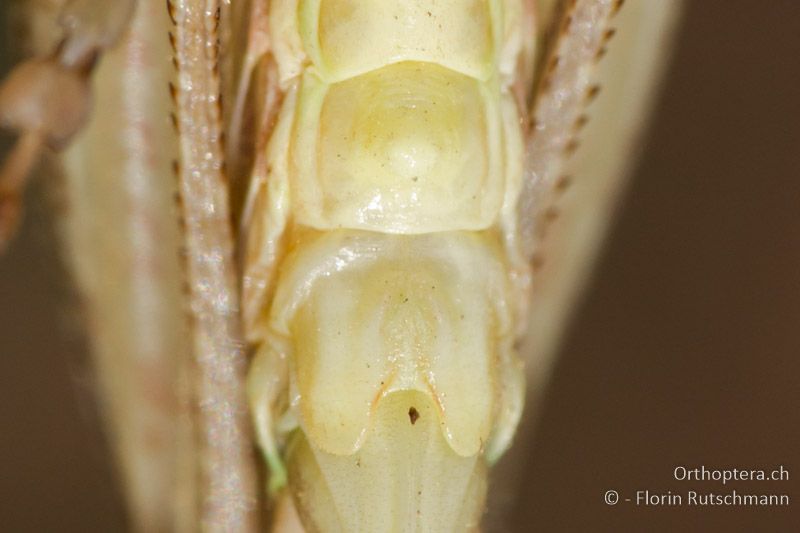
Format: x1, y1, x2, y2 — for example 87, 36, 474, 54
245, 1, 530, 531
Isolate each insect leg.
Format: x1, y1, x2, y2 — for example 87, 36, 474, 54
170, 0, 260, 528
0, 0, 136, 249
247, 337, 292, 494
485, 2, 682, 528
241, 85, 297, 341
0, 131, 44, 249
228, 0, 273, 164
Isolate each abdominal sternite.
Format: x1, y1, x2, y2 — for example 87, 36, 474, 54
243, 2, 531, 531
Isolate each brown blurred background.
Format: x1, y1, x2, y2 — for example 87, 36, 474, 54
1, 1, 798, 532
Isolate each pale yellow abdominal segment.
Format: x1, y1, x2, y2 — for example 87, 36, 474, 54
288, 390, 488, 532
306, 0, 497, 81
272, 231, 515, 458
246, 0, 530, 530
293, 63, 510, 233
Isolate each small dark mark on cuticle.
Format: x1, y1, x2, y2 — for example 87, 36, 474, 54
586, 84, 601, 102
555, 175, 573, 193
565, 138, 580, 154
595, 47, 608, 61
